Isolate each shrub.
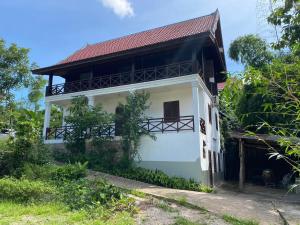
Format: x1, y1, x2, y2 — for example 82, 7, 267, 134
58, 178, 135, 211
0, 177, 57, 202
21, 162, 88, 182
21, 163, 55, 180
51, 162, 88, 181
104, 167, 213, 193
0, 138, 52, 178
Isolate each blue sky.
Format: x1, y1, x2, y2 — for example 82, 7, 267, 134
1, 0, 258, 87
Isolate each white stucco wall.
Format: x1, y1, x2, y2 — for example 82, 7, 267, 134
92, 86, 199, 163
44, 75, 223, 182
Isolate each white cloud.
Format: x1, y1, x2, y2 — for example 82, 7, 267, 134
99, 0, 134, 18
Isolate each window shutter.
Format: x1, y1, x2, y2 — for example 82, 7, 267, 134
164, 101, 180, 122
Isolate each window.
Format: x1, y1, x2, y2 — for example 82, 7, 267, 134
163, 101, 180, 122
208, 104, 212, 124
202, 141, 206, 158
215, 113, 218, 130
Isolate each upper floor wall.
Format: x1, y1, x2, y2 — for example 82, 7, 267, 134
33, 11, 226, 98
45, 40, 225, 97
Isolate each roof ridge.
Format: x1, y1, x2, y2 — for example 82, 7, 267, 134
55, 10, 219, 66
85, 10, 217, 49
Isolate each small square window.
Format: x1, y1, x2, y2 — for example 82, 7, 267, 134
163, 101, 180, 122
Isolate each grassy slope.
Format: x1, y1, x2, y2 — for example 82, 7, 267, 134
0, 201, 134, 225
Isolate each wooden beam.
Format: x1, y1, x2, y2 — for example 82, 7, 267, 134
239, 138, 245, 191
49, 74, 53, 87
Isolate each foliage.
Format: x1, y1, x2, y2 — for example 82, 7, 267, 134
117, 91, 154, 168
268, 0, 300, 53
50, 105, 63, 128
21, 162, 87, 182
228, 34, 273, 68
0, 177, 57, 203
219, 76, 244, 145
51, 162, 88, 181
173, 217, 200, 225
243, 55, 300, 175
87, 140, 119, 170
0, 38, 33, 104
28, 75, 47, 112
100, 167, 213, 193
64, 96, 113, 162
222, 214, 259, 225
0, 109, 51, 177
57, 178, 135, 212
0, 201, 135, 225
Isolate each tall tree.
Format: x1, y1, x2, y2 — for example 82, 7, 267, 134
228, 34, 273, 68
0, 38, 33, 104
268, 0, 300, 53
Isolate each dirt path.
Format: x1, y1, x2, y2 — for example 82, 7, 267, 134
88, 171, 300, 225
135, 196, 230, 225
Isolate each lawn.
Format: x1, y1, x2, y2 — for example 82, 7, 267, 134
0, 201, 134, 225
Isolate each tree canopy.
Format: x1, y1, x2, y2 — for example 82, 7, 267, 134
268, 0, 300, 53
0, 39, 33, 104
228, 34, 273, 68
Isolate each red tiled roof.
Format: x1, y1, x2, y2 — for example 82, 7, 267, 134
58, 10, 219, 65
217, 82, 225, 90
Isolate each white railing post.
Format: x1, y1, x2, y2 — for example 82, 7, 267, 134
43, 102, 52, 139
192, 82, 200, 133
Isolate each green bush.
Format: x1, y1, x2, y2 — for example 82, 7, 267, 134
58, 178, 134, 211
0, 177, 57, 202
22, 162, 88, 182
0, 138, 52, 178
21, 163, 60, 180
101, 167, 213, 193
51, 162, 88, 181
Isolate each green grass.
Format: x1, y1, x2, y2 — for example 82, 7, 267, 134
0, 201, 135, 225
129, 189, 146, 198
223, 214, 259, 225
155, 200, 179, 213
172, 216, 203, 225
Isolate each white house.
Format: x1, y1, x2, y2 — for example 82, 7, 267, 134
33, 10, 226, 186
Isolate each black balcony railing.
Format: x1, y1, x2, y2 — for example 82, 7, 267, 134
46, 61, 195, 96
45, 115, 194, 140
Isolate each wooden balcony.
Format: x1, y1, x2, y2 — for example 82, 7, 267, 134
46, 61, 195, 96
45, 115, 195, 140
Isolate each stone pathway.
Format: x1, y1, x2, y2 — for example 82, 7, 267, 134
88, 171, 300, 225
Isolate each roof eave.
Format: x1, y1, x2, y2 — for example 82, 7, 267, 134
32, 32, 211, 75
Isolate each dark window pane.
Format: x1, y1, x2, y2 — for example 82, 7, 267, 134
164, 101, 180, 122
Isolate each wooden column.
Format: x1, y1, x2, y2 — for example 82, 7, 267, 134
48, 74, 53, 95
130, 60, 135, 83
192, 50, 198, 73
49, 74, 53, 86
239, 138, 245, 191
